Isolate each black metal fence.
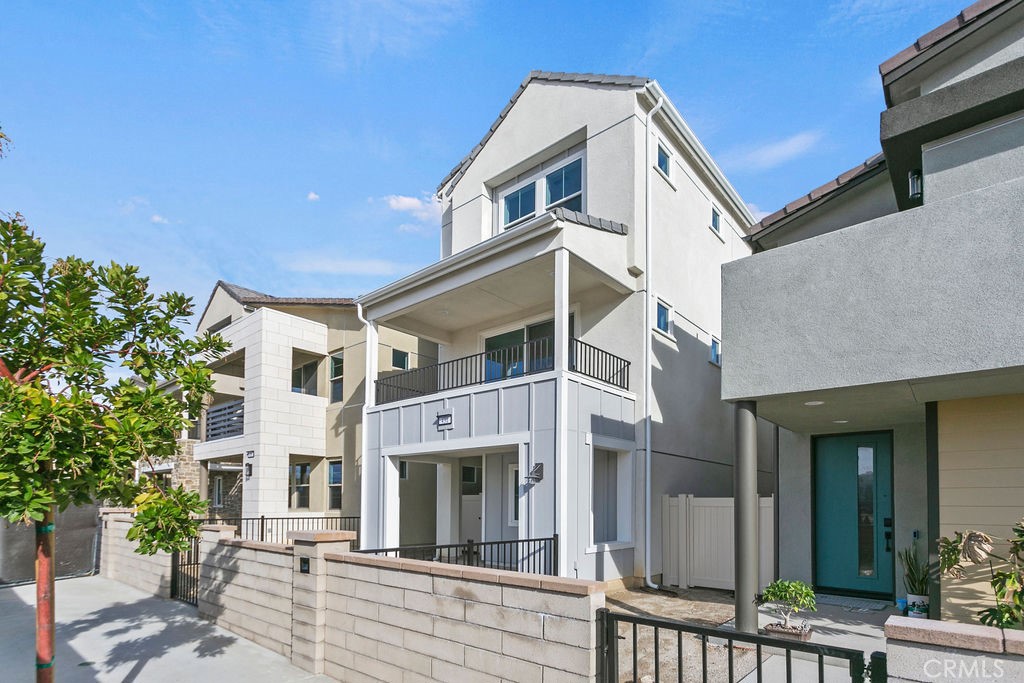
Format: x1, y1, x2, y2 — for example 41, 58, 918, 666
203, 515, 360, 548
376, 335, 629, 404
170, 534, 201, 606
598, 608, 885, 683
357, 535, 557, 576
205, 399, 244, 441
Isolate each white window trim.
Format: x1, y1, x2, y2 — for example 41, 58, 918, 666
654, 142, 676, 189
508, 463, 519, 527
709, 206, 725, 243
654, 298, 675, 340
329, 351, 344, 403
496, 151, 586, 233
586, 438, 633, 552
212, 475, 223, 509
328, 458, 343, 509
476, 304, 580, 353
392, 348, 410, 370
710, 336, 722, 367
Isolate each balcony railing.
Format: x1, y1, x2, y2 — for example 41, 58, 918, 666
202, 514, 361, 548
374, 336, 629, 405
205, 399, 244, 441
357, 535, 557, 575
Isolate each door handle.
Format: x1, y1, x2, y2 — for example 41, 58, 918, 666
884, 531, 893, 552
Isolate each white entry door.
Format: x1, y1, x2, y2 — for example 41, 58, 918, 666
460, 495, 482, 543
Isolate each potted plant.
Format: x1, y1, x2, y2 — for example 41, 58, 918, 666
758, 579, 816, 639
898, 542, 930, 618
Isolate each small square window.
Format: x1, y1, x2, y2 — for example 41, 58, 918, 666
655, 301, 672, 335
711, 207, 721, 234
392, 349, 409, 370
710, 338, 722, 366
657, 145, 670, 177
503, 183, 536, 226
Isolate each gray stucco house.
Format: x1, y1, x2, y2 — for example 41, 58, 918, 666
725, 0, 1024, 627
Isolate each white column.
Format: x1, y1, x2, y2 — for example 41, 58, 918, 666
554, 248, 570, 575
382, 456, 400, 547
359, 318, 380, 545
364, 319, 379, 408
435, 461, 460, 545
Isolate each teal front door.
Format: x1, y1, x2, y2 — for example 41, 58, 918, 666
814, 432, 894, 597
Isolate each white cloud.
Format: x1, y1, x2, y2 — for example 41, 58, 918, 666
118, 196, 149, 215
280, 254, 412, 276
150, 214, 169, 224
826, 0, 921, 29
719, 130, 825, 172
307, 191, 321, 201
746, 203, 772, 221
384, 193, 441, 223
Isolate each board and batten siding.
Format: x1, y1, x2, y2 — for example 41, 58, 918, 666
938, 394, 1024, 622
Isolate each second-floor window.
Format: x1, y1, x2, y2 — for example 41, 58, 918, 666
392, 349, 409, 370
710, 207, 721, 235
328, 459, 343, 510
710, 337, 722, 366
656, 301, 673, 336
500, 154, 585, 230
292, 359, 318, 396
657, 144, 671, 177
330, 353, 344, 403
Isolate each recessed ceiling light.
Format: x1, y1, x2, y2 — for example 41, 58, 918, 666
804, 400, 825, 406
833, 419, 849, 424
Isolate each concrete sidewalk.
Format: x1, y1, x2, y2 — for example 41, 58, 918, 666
0, 575, 332, 682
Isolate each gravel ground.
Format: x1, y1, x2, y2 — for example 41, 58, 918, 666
605, 586, 762, 683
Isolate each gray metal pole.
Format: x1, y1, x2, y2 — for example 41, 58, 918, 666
734, 400, 758, 633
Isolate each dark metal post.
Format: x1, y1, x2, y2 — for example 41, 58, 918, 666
734, 400, 759, 633
552, 533, 559, 576
259, 515, 266, 543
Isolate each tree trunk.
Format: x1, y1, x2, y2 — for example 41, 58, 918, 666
35, 505, 55, 683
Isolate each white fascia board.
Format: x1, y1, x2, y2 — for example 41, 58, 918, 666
642, 81, 755, 228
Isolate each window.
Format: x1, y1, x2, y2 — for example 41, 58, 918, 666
545, 158, 582, 212
212, 476, 223, 508
657, 144, 670, 177
655, 301, 672, 335
710, 338, 722, 366
462, 465, 482, 496
399, 460, 409, 480
392, 349, 409, 370
710, 207, 721, 234
329, 353, 344, 403
500, 155, 585, 230
508, 464, 519, 526
503, 184, 536, 226
289, 463, 311, 509
591, 448, 632, 546
291, 359, 318, 396
328, 459, 343, 510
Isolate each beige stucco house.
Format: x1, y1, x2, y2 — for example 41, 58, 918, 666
725, 0, 1024, 625
357, 72, 775, 583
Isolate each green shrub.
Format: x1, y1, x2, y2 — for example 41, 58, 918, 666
759, 579, 816, 629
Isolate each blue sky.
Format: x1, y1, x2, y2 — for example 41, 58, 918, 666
1, 0, 966, 320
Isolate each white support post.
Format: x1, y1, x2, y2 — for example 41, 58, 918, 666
435, 460, 460, 545
554, 248, 570, 575
382, 456, 400, 548
359, 316, 380, 546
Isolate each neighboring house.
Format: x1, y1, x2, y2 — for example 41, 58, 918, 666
724, 0, 1024, 624
357, 72, 775, 583
174, 281, 434, 522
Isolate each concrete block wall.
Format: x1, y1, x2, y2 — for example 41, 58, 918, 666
99, 514, 172, 598
885, 616, 1024, 682
198, 531, 295, 657
321, 552, 606, 682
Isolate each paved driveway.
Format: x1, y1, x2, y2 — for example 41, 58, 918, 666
0, 576, 332, 682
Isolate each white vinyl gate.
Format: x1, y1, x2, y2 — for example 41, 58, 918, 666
661, 494, 774, 591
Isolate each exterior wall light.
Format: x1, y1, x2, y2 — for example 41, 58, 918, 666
908, 170, 923, 201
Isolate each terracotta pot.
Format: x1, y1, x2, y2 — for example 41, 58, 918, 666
764, 622, 812, 641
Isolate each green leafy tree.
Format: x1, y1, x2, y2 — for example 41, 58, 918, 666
0, 215, 227, 681
758, 579, 817, 629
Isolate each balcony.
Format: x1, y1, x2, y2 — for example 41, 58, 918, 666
204, 399, 244, 441
376, 336, 629, 405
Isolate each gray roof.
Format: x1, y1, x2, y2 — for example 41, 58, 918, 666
748, 153, 887, 237
551, 207, 628, 235
436, 71, 650, 196
216, 280, 355, 307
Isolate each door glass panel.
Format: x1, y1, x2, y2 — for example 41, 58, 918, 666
484, 329, 525, 380
857, 446, 875, 577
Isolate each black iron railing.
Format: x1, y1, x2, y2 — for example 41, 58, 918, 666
598, 608, 885, 683
357, 535, 557, 576
205, 399, 243, 441
569, 337, 629, 390
170, 535, 201, 607
376, 335, 629, 404
203, 515, 360, 548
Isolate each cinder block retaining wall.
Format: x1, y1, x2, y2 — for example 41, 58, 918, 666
99, 514, 172, 598
322, 553, 604, 683
885, 616, 1024, 682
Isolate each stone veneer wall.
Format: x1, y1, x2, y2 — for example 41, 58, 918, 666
170, 439, 202, 492
885, 615, 1024, 682
322, 552, 605, 682
198, 532, 295, 657
99, 514, 172, 598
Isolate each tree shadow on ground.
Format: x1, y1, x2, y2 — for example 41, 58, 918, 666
59, 595, 236, 683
